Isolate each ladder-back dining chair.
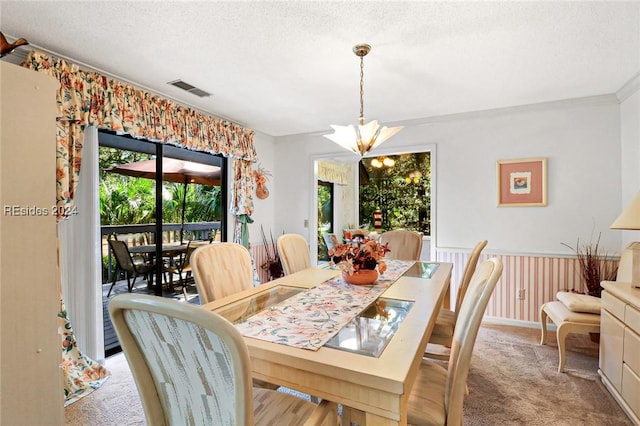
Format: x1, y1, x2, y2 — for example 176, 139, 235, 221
108, 294, 338, 425
277, 233, 310, 275
425, 240, 488, 360
407, 258, 503, 425
191, 242, 255, 304
379, 229, 423, 261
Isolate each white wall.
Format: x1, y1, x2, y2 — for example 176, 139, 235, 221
618, 74, 640, 249
274, 139, 353, 244
274, 95, 624, 256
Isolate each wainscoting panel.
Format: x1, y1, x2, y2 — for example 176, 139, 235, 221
435, 249, 609, 323
250, 243, 273, 284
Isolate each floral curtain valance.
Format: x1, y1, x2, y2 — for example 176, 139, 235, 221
23, 51, 257, 160
22, 50, 256, 218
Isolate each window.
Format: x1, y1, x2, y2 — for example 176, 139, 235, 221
359, 152, 431, 235
317, 180, 334, 261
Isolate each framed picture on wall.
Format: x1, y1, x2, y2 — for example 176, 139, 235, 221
496, 157, 547, 206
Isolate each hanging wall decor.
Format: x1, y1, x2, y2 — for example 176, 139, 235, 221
253, 165, 272, 199
497, 157, 547, 206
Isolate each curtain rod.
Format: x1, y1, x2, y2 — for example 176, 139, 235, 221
10, 37, 246, 129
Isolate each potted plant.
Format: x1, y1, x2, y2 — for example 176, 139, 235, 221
562, 233, 619, 343
259, 226, 283, 281
562, 233, 618, 298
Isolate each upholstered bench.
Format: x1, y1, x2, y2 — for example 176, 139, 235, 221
539, 292, 601, 373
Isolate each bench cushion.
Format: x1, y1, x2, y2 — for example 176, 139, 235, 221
556, 291, 601, 314
543, 300, 600, 324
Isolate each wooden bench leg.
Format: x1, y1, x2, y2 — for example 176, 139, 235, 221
540, 304, 549, 345
556, 323, 570, 373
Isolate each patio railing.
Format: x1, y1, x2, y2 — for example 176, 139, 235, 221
101, 221, 221, 283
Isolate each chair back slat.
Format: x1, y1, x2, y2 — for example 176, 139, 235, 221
454, 240, 488, 315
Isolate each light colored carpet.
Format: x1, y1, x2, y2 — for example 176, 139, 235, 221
65, 323, 632, 425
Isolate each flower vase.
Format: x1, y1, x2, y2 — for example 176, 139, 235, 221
342, 269, 378, 286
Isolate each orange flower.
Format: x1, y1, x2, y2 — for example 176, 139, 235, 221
378, 261, 387, 275
56, 167, 67, 180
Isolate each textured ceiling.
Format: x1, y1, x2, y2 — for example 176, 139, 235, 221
1, 1, 639, 137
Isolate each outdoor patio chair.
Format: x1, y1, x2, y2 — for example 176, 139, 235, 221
108, 294, 338, 425
107, 238, 156, 297
163, 241, 197, 299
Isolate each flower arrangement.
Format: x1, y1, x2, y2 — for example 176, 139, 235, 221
328, 238, 390, 275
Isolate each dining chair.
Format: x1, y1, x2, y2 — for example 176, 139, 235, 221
191, 242, 255, 304
379, 229, 423, 261
322, 232, 338, 251
107, 237, 156, 297
424, 240, 488, 360
277, 233, 311, 275
163, 241, 196, 299
407, 257, 503, 425
108, 294, 338, 425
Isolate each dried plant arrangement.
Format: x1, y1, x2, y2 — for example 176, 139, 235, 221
561, 233, 618, 297
260, 225, 283, 281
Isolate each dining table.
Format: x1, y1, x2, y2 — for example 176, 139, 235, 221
203, 260, 453, 425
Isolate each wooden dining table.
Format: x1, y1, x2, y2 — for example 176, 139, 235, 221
203, 261, 453, 425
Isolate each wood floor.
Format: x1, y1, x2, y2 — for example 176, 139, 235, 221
102, 275, 201, 355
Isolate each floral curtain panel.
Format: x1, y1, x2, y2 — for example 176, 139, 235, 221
22, 50, 258, 405
59, 301, 109, 406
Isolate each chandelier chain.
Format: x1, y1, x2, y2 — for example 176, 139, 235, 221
359, 54, 365, 122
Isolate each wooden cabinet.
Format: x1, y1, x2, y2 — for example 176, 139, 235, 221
600, 307, 624, 391
599, 281, 640, 425
0, 61, 63, 424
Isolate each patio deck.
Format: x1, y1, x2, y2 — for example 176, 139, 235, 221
102, 276, 201, 356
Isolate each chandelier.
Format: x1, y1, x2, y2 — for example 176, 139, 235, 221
323, 43, 403, 156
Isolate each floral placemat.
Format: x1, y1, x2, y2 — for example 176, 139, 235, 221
234, 260, 415, 350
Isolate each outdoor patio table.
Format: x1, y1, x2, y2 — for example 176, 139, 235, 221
129, 243, 187, 256
128, 243, 188, 267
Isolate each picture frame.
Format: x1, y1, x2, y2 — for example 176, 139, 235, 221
496, 157, 547, 207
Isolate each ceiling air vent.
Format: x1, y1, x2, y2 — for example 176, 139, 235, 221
167, 79, 211, 98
